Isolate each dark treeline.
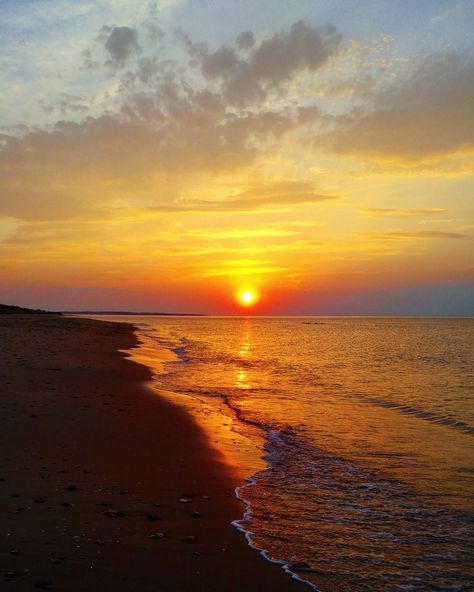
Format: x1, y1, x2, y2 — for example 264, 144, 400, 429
0, 304, 61, 315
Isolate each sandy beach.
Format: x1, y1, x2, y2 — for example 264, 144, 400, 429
0, 315, 305, 591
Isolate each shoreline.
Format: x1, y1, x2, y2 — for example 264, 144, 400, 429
126, 323, 319, 590
0, 314, 306, 591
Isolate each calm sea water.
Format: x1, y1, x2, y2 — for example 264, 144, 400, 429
96, 316, 474, 591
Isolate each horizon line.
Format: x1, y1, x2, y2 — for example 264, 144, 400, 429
64, 311, 474, 318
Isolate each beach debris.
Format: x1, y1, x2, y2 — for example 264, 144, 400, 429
289, 560, 312, 571
103, 509, 125, 518
183, 535, 198, 543
149, 532, 164, 540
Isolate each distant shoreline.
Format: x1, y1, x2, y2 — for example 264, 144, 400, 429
0, 303, 61, 315
63, 311, 206, 316
65, 312, 472, 318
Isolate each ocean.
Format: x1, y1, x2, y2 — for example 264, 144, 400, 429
95, 316, 474, 591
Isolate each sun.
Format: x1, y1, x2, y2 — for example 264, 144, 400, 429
238, 290, 257, 307
242, 291, 253, 304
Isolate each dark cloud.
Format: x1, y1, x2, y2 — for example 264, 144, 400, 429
323, 51, 474, 160
102, 26, 140, 67
235, 31, 255, 50
186, 21, 342, 106
201, 47, 239, 78
40, 94, 88, 117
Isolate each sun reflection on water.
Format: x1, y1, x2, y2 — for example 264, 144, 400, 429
236, 368, 250, 389
236, 322, 253, 389
238, 328, 251, 358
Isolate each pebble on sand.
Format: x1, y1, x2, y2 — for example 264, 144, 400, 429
146, 514, 160, 522
103, 509, 126, 518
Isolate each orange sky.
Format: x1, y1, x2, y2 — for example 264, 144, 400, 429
0, 1, 473, 314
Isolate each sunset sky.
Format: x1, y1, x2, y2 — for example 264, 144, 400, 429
1, 0, 473, 314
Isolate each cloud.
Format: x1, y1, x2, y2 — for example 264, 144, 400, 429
0, 19, 338, 222
362, 231, 464, 240
102, 25, 140, 67
0, 98, 322, 221
185, 21, 342, 106
362, 208, 446, 218
148, 182, 338, 212
322, 51, 474, 161
40, 94, 89, 117
235, 31, 255, 50
183, 228, 298, 240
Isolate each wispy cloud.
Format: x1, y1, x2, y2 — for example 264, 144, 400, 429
181, 228, 299, 240
361, 208, 446, 218
322, 51, 474, 162
362, 231, 464, 240
149, 182, 338, 213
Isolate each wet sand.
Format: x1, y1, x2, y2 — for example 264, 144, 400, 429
0, 315, 306, 591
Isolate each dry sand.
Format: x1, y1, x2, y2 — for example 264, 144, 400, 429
0, 314, 306, 591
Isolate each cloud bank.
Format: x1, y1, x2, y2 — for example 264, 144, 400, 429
323, 51, 474, 161
0, 20, 343, 221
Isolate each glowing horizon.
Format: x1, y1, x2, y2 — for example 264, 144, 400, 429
0, 1, 473, 315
